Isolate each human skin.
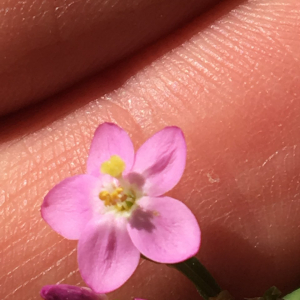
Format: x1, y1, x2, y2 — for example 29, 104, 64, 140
1, 0, 300, 300
0, 0, 217, 115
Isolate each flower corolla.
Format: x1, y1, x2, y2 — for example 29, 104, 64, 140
41, 123, 200, 293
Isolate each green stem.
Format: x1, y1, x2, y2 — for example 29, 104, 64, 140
168, 257, 222, 300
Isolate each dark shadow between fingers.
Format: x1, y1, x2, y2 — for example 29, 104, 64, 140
0, 0, 245, 145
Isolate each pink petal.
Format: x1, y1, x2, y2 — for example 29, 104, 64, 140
78, 215, 140, 293
128, 196, 200, 263
41, 175, 102, 240
40, 284, 108, 300
87, 123, 134, 178
131, 127, 186, 196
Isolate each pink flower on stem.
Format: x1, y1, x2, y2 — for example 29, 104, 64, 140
41, 123, 201, 293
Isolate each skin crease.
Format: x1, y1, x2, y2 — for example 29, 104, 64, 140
1, 0, 300, 299
0, 0, 218, 115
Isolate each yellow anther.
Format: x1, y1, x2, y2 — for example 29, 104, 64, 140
115, 187, 123, 193
99, 185, 136, 212
99, 191, 110, 201
101, 155, 126, 178
99, 191, 112, 206
111, 192, 118, 201
111, 192, 118, 200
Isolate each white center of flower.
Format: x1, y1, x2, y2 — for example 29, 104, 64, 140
99, 155, 138, 214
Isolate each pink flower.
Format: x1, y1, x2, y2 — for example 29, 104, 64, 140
41, 123, 200, 293
40, 284, 107, 300
40, 284, 145, 300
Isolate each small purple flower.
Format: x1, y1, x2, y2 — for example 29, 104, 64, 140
41, 123, 200, 293
40, 284, 107, 300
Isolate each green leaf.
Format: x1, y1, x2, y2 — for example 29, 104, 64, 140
283, 288, 300, 300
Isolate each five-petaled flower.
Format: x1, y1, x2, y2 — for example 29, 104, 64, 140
41, 123, 201, 293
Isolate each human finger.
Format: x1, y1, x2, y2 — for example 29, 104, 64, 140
0, 0, 217, 115
1, 0, 300, 299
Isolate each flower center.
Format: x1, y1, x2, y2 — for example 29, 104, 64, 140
99, 187, 136, 212
99, 155, 136, 212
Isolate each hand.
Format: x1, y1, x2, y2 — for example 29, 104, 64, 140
1, 0, 300, 299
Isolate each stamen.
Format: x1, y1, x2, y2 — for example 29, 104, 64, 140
99, 191, 111, 206
101, 155, 126, 177
111, 187, 123, 201
99, 191, 110, 200
99, 183, 137, 213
